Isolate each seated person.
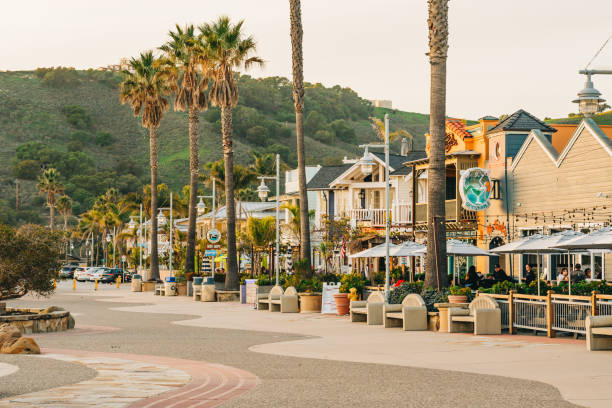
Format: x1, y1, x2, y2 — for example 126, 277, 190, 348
523, 264, 536, 284
464, 266, 480, 288
570, 264, 586, 283
585, 268, 592, 282
493, 264, 509, 283
556, 267, 569, 284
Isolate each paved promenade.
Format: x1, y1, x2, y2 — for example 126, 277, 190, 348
1, 282, 599, 407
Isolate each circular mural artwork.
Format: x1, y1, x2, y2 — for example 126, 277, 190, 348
459, 167, 492, 211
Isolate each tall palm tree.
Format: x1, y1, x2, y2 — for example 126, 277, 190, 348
159, 24, 210, 275
288, 0, 312, 268
200, 17, 263, 290
425, 0, 449, 289
37, 168, 64, 231
119, 51, 171, 281
369, 116, 414, 149
56, 195, 73, 231
245, 216, 275, 275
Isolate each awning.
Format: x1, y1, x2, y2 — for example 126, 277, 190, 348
553, 226, 612, 250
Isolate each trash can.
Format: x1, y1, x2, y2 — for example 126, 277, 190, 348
164, 277, 177, 296
193, 277, 204, 285
202, 284, 216, 302
204, 277, 215, 285
131, 277, 142, 292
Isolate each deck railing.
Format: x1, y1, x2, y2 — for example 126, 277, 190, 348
478, 291, 612, 337
347, 203, 412, 227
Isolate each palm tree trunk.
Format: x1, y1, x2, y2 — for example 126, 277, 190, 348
425, 0, 449, 289
149, 126, 160, 281
49, 199, 55, 231
63, 215, 68, 231
289, 0, 311, 272
185, 105, 199, 274
221, 106, 239, 290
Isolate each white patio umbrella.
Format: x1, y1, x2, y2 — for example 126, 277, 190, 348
510, 231, 585, 296
348, 243, 400, 258
414, 239, 494, 284
390, 241, 426, 257
553, 226, 612, 295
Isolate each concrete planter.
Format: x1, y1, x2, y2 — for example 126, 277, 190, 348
176, 282, 187, 296
447, 295, 468, 304
1, 307, 73, 334
216, 290, 240, 302
299, 294, 322, 313
141, 281, 156, 292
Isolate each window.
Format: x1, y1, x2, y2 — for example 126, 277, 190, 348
490, 179, 501, 200
494, 141, 501, 160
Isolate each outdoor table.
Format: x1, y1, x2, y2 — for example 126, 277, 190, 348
435, 302, 468, 332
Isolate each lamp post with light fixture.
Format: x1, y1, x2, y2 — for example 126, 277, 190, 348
357, 113, 391, 297
198, 176, 217, 276
158, 193, 174, 276
256, 154, 281, 286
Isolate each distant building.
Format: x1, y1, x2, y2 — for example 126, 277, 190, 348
97, 58, 130, 72
370, 99, 393, 109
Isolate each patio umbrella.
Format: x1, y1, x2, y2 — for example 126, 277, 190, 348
390, 241, 426, 257
348, 243, 400, 258
553, 226, 612, 295
511, 231, 585, 296
414, 239, 494, 284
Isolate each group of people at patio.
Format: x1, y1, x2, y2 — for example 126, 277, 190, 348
463, 264, 510, 289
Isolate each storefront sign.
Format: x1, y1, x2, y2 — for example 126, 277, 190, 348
459, 167, 492, 211
207, 229, 221, 244
321, 282, 340, 314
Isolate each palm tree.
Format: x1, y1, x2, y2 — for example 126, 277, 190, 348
56, 195, 73, 231
37, 168, 64, 231
199, 17, 263, 290
120, 51, 171, 281
245, 216, 275, 275
369, 116, 414, 149
425, 0, 449, 289
288, 0, 312, 268
282, 203, 315, 248
159, 24, 210, 275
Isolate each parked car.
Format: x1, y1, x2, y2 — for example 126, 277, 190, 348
90, 267, 108, 281
59, 265, 77, 279
95, 268, 126, 283
74, 267, 96, 282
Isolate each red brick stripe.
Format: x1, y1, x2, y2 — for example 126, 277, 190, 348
42, 348, 258, 408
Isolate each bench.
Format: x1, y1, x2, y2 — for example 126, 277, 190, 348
257, 286, 283, 311
586, 315, 612, 351
154, 283, 165, 296
279, 286, 299, 313
193, 284, 202, 301
448, 295, 501, 335
383, 293, 427, 331
350, 291, 385, 325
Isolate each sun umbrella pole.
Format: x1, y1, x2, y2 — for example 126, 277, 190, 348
537, 252, 541, 297
568, 249, 572, 296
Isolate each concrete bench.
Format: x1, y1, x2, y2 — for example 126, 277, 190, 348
383, 293, 427, 331
448, 295, 501, 335
279, 287, 299, 313
350, 291, 385, 325
257, 286, 283, 311
586, 315, 612, 351
154, 283, 165, 296
193, 284, 202, 301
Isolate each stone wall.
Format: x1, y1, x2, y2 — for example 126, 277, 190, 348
0, 307, 73, 334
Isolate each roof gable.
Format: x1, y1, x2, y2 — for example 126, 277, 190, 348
306, 164, 352, 190
489, 109, 557, 133
511, 119, 612, 171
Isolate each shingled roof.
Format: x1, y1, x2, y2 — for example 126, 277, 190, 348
488, 109, 557, 133
389, 151, 428, 175
371, 152, 410, 171
306, 164, 352, 190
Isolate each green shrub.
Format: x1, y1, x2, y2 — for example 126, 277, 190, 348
213, 273, 226, 283
449, 285, 472, 296
388, 281, 423, 304
339, 273, 368, 294
61, 105, 92, 130
319, 272, 341, 283
256, 274, 271, 286
420, 287, 449, 312
94, 131, 114, 146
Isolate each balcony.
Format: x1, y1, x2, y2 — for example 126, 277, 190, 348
414, 199, 477, 224
347, 202, 412, 227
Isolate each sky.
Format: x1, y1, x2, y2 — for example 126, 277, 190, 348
1, 0, 611, 120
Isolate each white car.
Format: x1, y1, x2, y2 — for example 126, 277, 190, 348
74, 267, 96, 282
91, 267, 110, 281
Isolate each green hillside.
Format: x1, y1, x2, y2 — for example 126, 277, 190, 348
546, 110, 612, 125
0, 68, 430, 225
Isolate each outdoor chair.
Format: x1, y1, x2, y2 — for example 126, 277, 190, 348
154, 283, 166, 296
448, 295, 501, 335
586, 315, 612, 351
383, 293, 427, 330
257, 285, 283, 311
350, 291, 385, 325
192, 284, 202, 301
279, 286, 299, 313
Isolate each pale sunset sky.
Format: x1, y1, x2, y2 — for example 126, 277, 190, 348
1, 0, 611, 120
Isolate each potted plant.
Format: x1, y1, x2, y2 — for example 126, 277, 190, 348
448, 286, 471, 304
174, 270, 188, 296
334, 273, 367, 315
298, 277, 323, 313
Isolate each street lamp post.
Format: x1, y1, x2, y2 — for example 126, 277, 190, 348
573, 69, 610, 117
357, 114, 391, 297
198, 177, 217, 276
157, 193, 174, 276
256, 154, 281, 286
